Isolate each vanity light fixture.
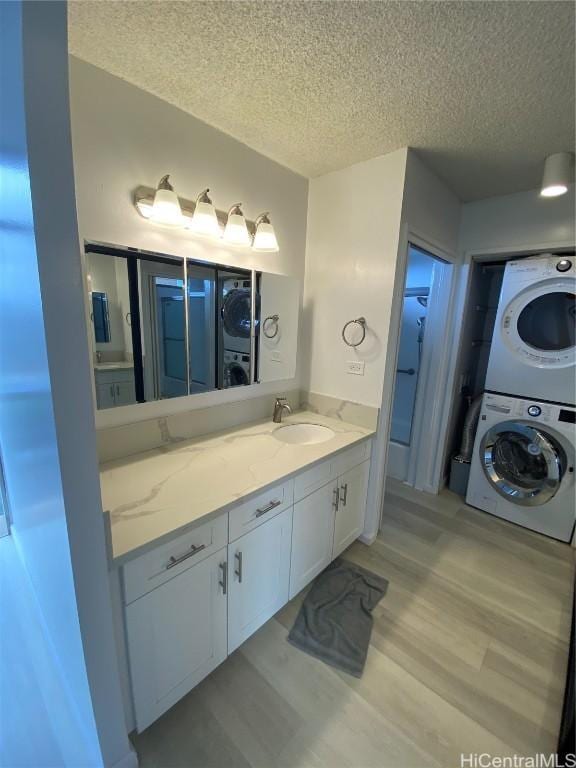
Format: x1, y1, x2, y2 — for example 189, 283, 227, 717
223, 203, 251, 246
189, 188, 221, 238
541, 152, 573, 198
252, 212, 279, 252
150, 175, 183, 225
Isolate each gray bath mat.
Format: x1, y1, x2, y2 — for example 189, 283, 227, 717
287, 558, 388, 678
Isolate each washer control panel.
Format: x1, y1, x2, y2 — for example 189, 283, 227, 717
483, 392, 575, 426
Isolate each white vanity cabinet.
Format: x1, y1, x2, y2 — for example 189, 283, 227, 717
290, 482, 337, 599
332, 461, 370, 559
119, 437, 372, 733
94, 367, 136, 409
289, 445, 371, 600
125, 548, 228, 732
227, 506, 293, 653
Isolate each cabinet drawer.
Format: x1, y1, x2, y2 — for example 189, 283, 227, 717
294, 457, 336, 502
123, 513, 228, 604
94, 367, 134, 384
333, 440, 372, 478
229, 480, 293, 542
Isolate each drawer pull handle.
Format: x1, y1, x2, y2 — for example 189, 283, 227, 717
333, 486, 339, 512
255, 499, 282, 518
166, 543, 206, 570
340, 483, 348, 507
235, 551, 243, 583
219, 561, 227, 595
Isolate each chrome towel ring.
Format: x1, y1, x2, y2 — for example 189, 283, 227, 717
263, 314, 280, 339
342, 317, 367, 347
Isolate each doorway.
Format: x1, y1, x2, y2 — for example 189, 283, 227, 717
387, 243, 453, 487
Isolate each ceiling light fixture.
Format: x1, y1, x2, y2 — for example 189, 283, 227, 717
223, 203, 251, 246
189, 188, 221, 238
540, 152, 573, 198
252, 212, 279, 252
150, 175, 182, 225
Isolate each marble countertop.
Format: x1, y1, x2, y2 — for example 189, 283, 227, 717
94, 361, 134, 371
100, 411, 375, 564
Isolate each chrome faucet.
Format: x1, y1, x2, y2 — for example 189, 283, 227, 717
273, 397, 292, 423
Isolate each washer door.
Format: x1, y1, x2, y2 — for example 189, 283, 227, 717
481, 421, 567, 506
501, 279, 576, 368
222, 289, 252, 339
224, 362, 249, 388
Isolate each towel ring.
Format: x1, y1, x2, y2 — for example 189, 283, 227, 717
263, 314, 280, 339
342, 317, 367, 347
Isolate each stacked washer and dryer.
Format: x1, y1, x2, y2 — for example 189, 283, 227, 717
466, 254, 576, 542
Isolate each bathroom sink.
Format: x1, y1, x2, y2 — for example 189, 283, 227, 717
274, 423, 335, 445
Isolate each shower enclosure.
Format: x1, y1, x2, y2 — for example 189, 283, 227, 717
388, 245, 440, 482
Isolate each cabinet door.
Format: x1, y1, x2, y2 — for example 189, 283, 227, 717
333, 460, 369, 559
96, 382, 115, 409
289, 482, 336, 600
228, 506, 292, 654
126, 548, 227, 732
113, 380, 136, 407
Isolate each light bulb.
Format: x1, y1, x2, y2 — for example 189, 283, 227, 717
541, 153, 573, 198
190, 188, 221, 238
150, 175, 182, 225
252, 212, 279, 252
223, 204, 251, 246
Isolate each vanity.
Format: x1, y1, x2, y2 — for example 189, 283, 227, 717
101, 412, 374, 733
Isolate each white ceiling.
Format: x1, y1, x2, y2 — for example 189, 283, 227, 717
68, 0, 575, 201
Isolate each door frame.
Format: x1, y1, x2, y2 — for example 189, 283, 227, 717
363, 225, 459, 542
404, 241, 456, 492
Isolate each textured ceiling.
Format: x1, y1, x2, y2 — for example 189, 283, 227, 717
68, 0, 575, 201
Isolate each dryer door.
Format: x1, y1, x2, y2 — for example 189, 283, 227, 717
501, 279, 576, 368
481, 421, 567, 506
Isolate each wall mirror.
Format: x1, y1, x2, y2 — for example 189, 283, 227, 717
85, 243, 299, 410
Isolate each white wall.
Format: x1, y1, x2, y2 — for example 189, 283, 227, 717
68, 57, 309, 428
459, 184, 575, 256
0, 4, 134, 766
302, 148, 408, 408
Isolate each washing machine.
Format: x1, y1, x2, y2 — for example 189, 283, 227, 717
221, 279, 252, 354
466, 392, 575, 542
485, 254, 576, 406
222, 349, 250, 388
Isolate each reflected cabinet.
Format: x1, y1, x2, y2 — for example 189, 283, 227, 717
85, 243, 299, 410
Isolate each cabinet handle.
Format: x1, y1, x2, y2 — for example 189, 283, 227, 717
234, 551, 243, 583
166, 543, 206, 570
219, 561, 227, 594
116, 385, 120, 396
255, 499, 282, 518
110, 385, 114, 399
332, 486, 339, 512
340, 483, 348, 507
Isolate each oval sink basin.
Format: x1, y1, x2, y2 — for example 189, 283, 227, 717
274, 423, 335, 445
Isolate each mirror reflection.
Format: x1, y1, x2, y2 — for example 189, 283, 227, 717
86, 244, 298, 410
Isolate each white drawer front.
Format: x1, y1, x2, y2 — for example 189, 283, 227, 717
123, 513, 228, 604
293, 456, 336, 502
333, 439, 372, 478
228, 480, 293, 542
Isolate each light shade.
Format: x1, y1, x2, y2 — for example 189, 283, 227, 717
190, 188, 221, 238
151, 175, 182, 225
223, 203, 251, 246
541, 152, 573, 197
252, 212, 279, 252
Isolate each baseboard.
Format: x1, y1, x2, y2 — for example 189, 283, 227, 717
111, 747, 139, 768
358, 531, 378, 546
